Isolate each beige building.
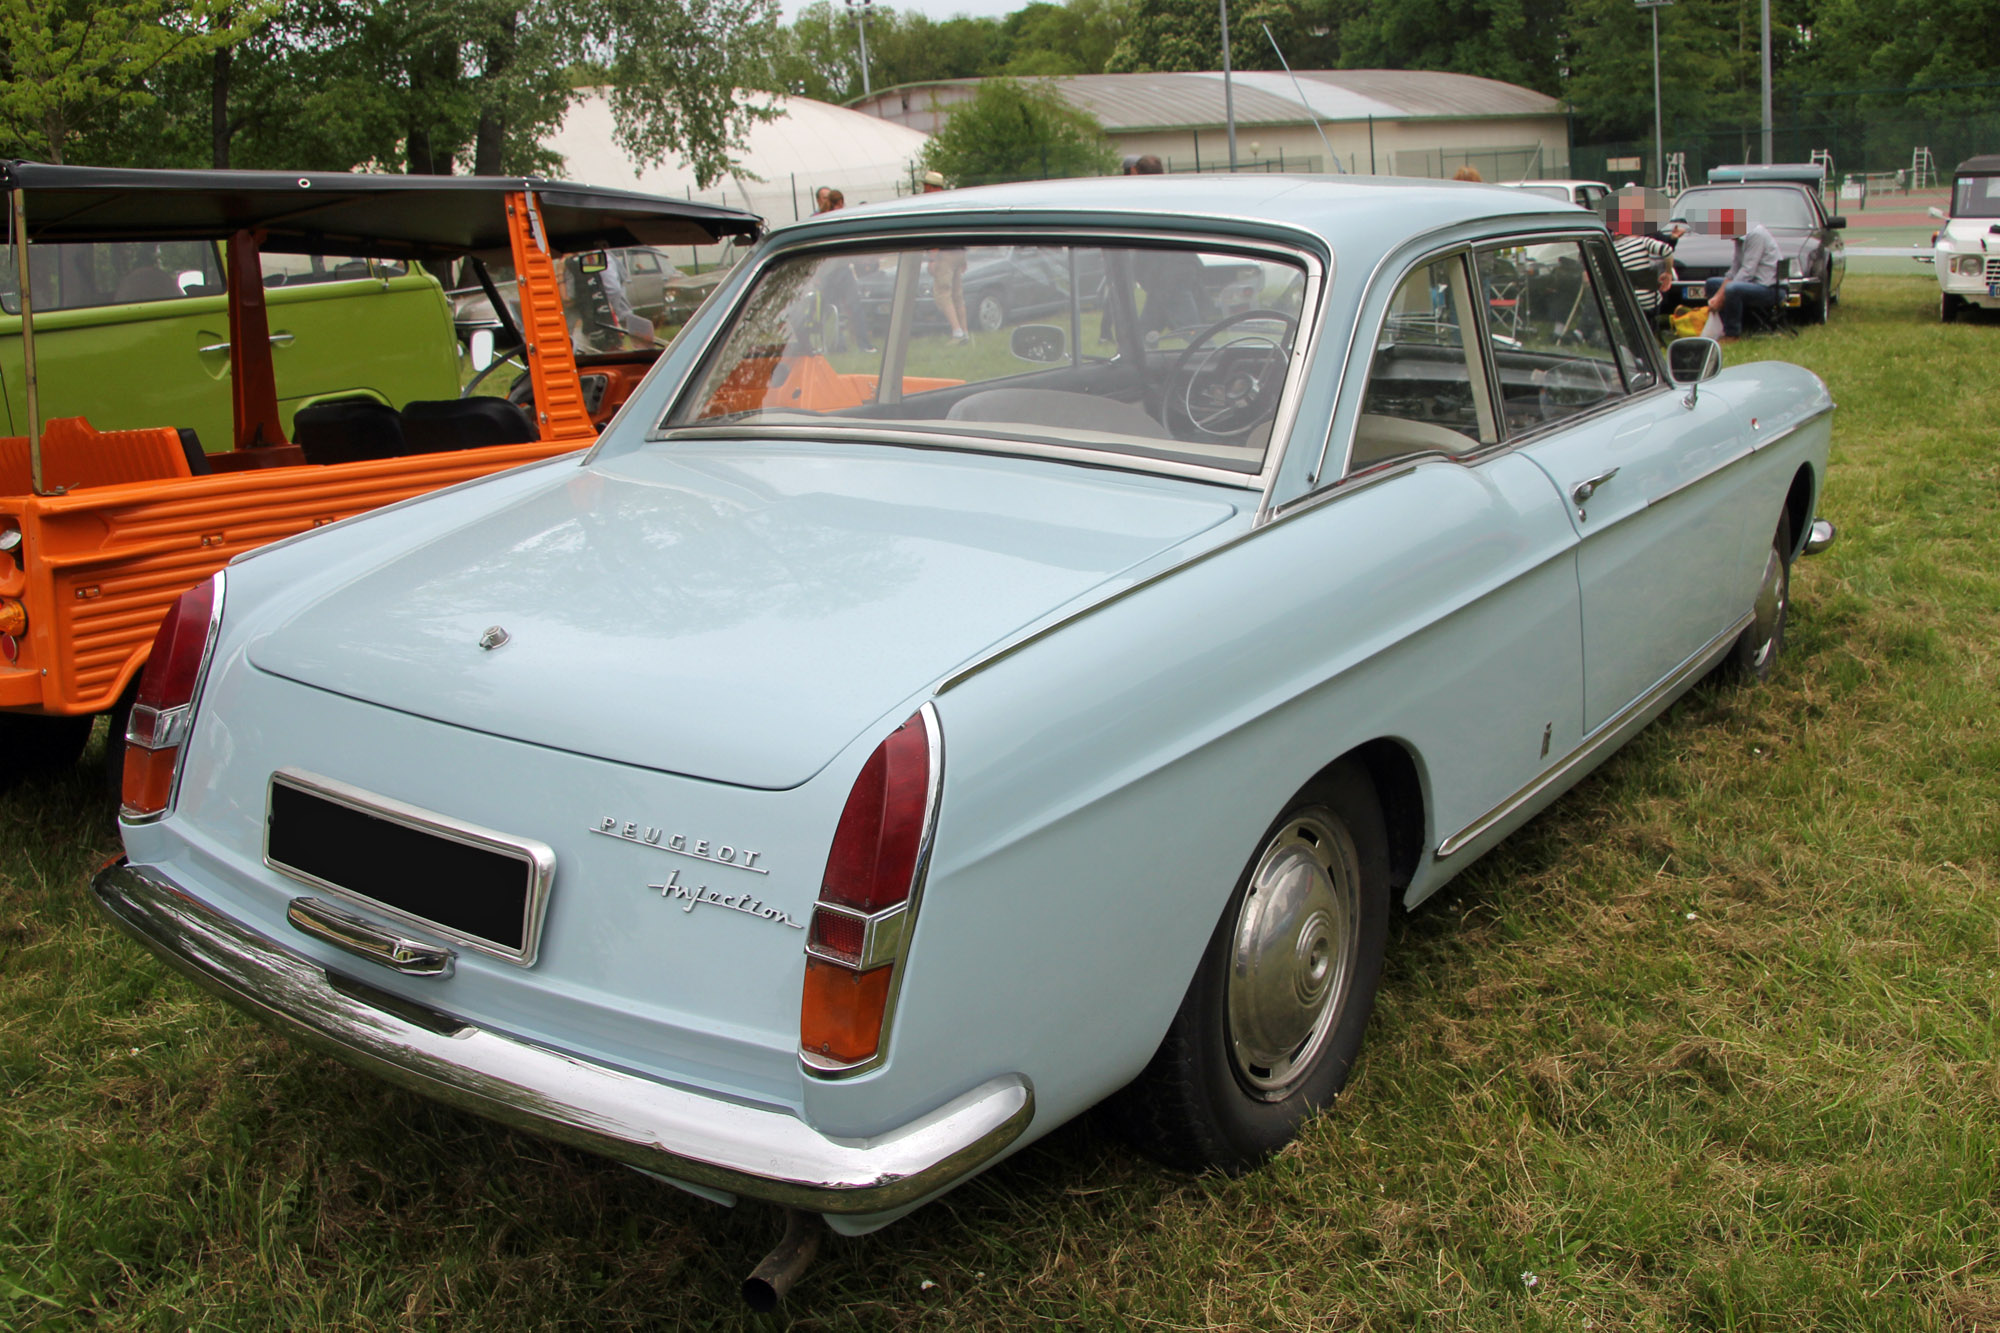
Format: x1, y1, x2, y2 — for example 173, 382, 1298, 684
850, 70, 1570, 181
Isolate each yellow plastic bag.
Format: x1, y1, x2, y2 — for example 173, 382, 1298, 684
1669, 305, 1708, 339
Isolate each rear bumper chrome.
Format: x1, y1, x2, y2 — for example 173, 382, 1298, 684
92, 858, 1033, 1215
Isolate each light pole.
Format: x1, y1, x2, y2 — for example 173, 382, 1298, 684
1635, 0, 1673, 189
845, 0, 874, 100
1220, 0, 1237, 170
1760, 0, 1772, 163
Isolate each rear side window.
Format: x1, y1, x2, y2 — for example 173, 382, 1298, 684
1473, 240, 1629, 434
0, 241, 224, 313
1350, 253, 1497, 474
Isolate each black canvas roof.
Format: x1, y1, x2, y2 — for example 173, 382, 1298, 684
1955, 155, 2000, 177
0, 162, 760, 258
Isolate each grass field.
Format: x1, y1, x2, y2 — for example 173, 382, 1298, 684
4, 273, 1997, 1330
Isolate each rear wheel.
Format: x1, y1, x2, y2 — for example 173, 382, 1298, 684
1730, 513, 1792, 681
1941, 293, 1965, 324
0, 712, 94, 792
1106, 760, 1390, 1172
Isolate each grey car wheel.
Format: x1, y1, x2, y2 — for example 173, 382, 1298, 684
1225, 810, 1362, 1101
1731, 514, 1792, 681
974, 292, 1006, 333
1103, 760, 1389, 1172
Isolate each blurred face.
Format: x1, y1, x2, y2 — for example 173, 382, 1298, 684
1689, 207, 1748, 237
1607, 190, 1669, 236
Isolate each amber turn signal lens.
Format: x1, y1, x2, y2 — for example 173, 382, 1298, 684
121, 743, 180, 819
0, 598, 24, 636
800, 956, 894, 1065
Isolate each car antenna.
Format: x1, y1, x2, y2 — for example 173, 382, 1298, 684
1263, 25, 1343, 174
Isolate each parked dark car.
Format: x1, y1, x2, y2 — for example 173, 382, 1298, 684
1669, 183, 1846, 324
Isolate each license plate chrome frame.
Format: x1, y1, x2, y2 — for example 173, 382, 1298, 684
265, 769, 555, 967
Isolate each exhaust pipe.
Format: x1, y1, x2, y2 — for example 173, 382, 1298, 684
742, 1208, 822, 1312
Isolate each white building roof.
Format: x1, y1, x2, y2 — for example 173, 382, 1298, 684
546, 91, 930, 225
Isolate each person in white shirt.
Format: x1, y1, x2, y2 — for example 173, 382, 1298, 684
1700, 207, 1780, 341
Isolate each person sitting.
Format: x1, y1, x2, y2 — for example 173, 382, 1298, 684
1604, 187, 1681, 324
1696, 206, 1780, 342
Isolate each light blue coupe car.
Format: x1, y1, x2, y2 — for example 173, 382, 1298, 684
98, 175, 1833, 1281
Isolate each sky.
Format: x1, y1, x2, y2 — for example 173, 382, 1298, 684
779, 0, 1026, 22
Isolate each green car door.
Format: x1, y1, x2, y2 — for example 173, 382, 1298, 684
0, 242, 460, 453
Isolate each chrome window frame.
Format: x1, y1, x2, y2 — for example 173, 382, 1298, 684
651, 227, 1329, 498
264, 768, 558, 968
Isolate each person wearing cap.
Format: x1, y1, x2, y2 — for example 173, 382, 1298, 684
921, 171, 969, 341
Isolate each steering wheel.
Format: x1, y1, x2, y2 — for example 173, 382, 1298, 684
1165, 308, 1298, 443
1534, 357, 1619, 420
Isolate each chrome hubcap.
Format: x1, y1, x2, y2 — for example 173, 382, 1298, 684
1748, 545, 1786, 670
1226, 810, 1360, 1101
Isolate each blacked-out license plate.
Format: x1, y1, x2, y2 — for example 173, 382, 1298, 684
265, 771, 552, 964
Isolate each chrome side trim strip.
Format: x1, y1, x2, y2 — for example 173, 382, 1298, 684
93, 859, 1034, 1216
1644, 406, 1832, 509
1434, 611, 1753, 860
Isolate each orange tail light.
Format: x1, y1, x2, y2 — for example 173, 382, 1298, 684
800, 704, 940, 1074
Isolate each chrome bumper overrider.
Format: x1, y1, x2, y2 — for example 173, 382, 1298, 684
92, 859, 1034, 1215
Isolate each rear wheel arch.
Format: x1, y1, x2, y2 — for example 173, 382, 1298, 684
1342, 738, 1425, 901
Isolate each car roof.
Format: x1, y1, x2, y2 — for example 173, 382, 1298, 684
774, 174, 1591, 248
0, 161, 762, 258
1955, 155, 2000, 177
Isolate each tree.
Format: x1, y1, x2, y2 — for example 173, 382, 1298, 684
0, 0, 262, 162
65, 0, 781, 184
1000, 0, 1134, 76
920, 77, 1119, 185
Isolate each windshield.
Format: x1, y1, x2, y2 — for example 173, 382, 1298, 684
660, 241, 1311, 476
1953, 174, 2000, 218
1675, 187, 1819, 231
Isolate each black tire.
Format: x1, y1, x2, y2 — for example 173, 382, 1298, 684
1942, 293, 1964, 324
1809, 279, 1831, 325
102, 689, 136, 807
1730, 513, 1792, 681
0, 712, 94, 792
1105, 760, 1390, 1172
974, 291, 1006, 334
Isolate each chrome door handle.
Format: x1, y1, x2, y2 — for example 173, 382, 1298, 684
197, 332, 295, 355
1569, 467, 1620, 520
287, 896, 455, 977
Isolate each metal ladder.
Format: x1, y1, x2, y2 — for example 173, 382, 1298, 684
1664, 152, 1689, 197
1811, 148, 1835, 198
1911, 146, 1938, 192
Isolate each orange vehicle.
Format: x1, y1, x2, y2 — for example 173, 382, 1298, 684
0, 163, 759, 789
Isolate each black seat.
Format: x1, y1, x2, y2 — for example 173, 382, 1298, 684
1746, 259, 1797, 337
399, 398, 538, 454
292, 398, 406, 465
176, 428, 213, 476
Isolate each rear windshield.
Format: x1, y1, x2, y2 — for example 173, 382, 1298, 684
659, 241, 1311, 476
1953, 174, 2000, 218
1675, 187, 1819, 231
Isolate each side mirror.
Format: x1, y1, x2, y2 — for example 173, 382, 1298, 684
1667, 336, 1721, 388
1828, 216, 1847, 229
577, 250, 608, 274
177, 269, 205, 294
1928, 206, 1947, 221
1011, 323, 1067, 364
469, 328, 495, 371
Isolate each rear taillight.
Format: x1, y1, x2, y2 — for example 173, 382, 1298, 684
801, 704, 940, 1074
122, 573, 223, 822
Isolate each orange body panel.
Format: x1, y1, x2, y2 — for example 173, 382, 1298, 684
0, 436, 588, 716
702, 356, 964, 417
0, 189, 621, 723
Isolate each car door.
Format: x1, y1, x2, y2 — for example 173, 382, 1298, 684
1475, 235, 1747, 736
1338, 249, 1586, 844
